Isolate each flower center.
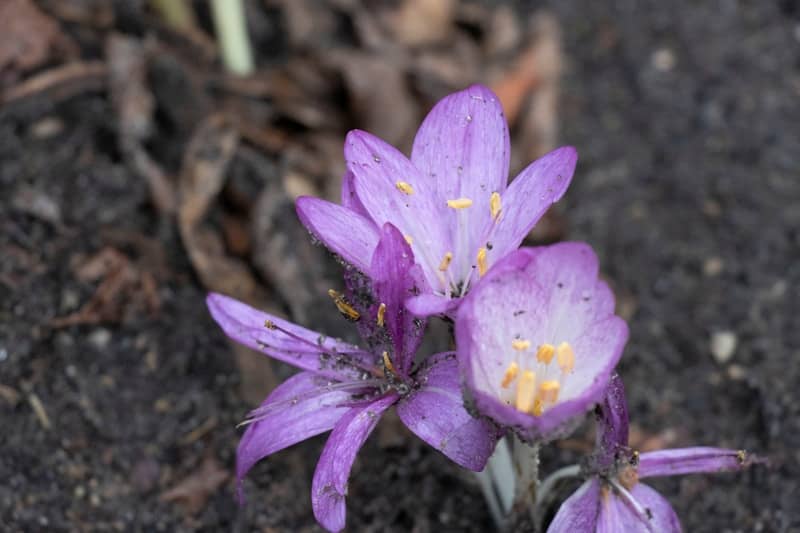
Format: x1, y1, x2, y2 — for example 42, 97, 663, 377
500, 340, 576, 416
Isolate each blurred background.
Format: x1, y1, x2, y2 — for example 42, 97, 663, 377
0, 0, 797, 531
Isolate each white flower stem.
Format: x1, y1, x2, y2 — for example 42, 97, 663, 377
475, 437, 516, 528
210, 0, 254, 76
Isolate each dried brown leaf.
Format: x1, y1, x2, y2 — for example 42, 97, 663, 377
160, 455, 229, 515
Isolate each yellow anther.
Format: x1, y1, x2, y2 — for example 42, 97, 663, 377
538, 380, 560, 404
377, 303, 386, 327
477, 247, 488, 276
515, 370, 537, 413
536, 343, 556, 364
264, 320, 276, 330
512, 339, 531, 351
438, 251, 453, 271
501, 362, 519, 388
557, 342, 575, 373
490, 192, 502, 220
382, 351, 396, 374
328, 289, 361, 322
404, 234, 413, 245
447, 197, 473, 209
395, 181, 414, 195
532, 398, 544, 417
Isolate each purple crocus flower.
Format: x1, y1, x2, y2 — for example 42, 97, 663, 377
455, 242, 629, 442
207, 223, 500, 532
548, 375, 760, 532
296, 84, 577, 317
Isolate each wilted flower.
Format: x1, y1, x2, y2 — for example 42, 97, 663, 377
455, 242, 629, 442
207, 224, 500, 532
548, 375, 760, 532
296, 84, 577, 317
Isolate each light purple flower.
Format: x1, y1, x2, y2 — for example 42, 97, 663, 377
296, 84, 577, 317
548, 375, 761, 532
455, 242, 629, 442
207, 223, 500, 532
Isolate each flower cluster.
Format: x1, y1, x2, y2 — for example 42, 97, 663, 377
206, 85, 759, 532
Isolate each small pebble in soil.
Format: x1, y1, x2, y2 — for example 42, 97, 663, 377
710, 331, 738, 364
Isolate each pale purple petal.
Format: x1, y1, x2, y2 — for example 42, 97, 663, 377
638, 447, 754, 479
340, 170, 369, 217
311, 394, 398, 532
405, 293, 461, 317
207, 293, 374, 379
236, 372, 353, 502
456, 244, 628, 442
396, 352, 501, 471
369, 223, 429, 376
482, 146, 577, 266
346, 130, 450, 286
598, 483, 682, 533
547, 479, 601, 533
410, 85, 510, 280
295, 196, 380, 273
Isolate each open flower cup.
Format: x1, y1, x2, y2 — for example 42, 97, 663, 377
455, 243, 630, 443
296, 84, 577, 317
548, 375, 761, 532
207, 224, 500, 532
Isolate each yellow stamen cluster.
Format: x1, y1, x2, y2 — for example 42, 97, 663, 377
376, 303, 386, 327
500, 340, 576, 416
395, 181, 414, 195
477, 247, 488, 276
447, 197, 473, 209
490, 192, 502, 220
438, 251, 453, 271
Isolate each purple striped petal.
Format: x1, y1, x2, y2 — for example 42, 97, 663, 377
236, 371, 353, 502
369, 223, 429, 376
311, 393, 398, 532
206, 293, 373, 379
481, 147, 577, 269
547, 479, 601, 533
638, 447, 754, 479
346, 130, 450, 287
295, 196, 380, 274
597, 483, 681, 533
410, 85, 510, 282
405, 293, 461, 318
396, 352, 501, 471
340, 170, 369, 217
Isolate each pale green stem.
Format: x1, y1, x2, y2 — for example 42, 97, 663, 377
210, 0, 254, 76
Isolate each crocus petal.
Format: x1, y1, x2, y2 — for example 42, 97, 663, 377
236, 371, 353, 502
396, 352, 501, 471
593, 373, 631, 470
369, 223, 429, 375
638, 447, 754, 479
410, 85, 510, 279
340, 170, 369, 217
311, 393, 398, 532
405, 293, 461, 317
207, 293, 373, 379
456, 244, 628, 442
547, 479, 601, 533
482, 146, 577, 265
597, 483, 681, 533
295, 196, 380, 273
347, 130, 450, 285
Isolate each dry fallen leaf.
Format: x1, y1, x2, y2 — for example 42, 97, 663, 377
160, 455, 229, 515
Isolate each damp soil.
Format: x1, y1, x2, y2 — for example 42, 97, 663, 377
1, 1, 798, 532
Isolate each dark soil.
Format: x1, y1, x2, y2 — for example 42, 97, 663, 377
1, 1, 797, 532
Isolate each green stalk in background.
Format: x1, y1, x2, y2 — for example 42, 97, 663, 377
210, 0, 254, 76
